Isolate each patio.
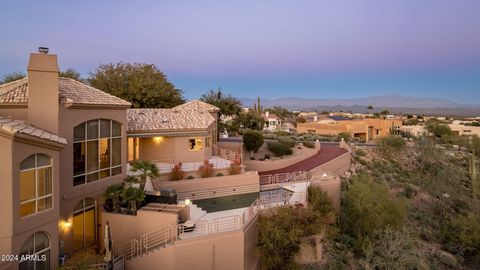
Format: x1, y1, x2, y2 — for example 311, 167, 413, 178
127, 156, 232, 175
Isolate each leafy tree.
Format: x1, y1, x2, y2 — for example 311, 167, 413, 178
1, 71, 25, 84
367, 105, 373, 110
238, 111, 265, 130
424, 119, 452, 138
200, 88, 242, 117
307, 185, 336, 223
60, 68, 82, 80
243, 131, 264, 158
296, 116, 306, 124
264, 106, 292, 118
89, 62, 184, 108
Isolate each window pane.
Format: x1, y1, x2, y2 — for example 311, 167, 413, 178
87, 141, 98, 172
74, 123, 85, 142
112, 122, 121, 137
37, 168, 52, 197
37, 197, 52, 213
99, 139, 110, 169
73, 212, 84, 251
34, 232, 50, 251
112, 166, 121, 176
20, 155, 35, 170
112, 138, 121, 166
128, 138, 134, 161
37, 154, 51, 167
20, 201, 35, 217
84, 198, 96, 208
87, 120, 99, 140
87, 172, 98, 183
135, 138, 140, 160
19, 260, 34, 270
196, 138, 203, 150
20, 235, 34, 255
36, 250, 50, 270
99, 169, 110, 179
74, 175, 85, 186
100, 119, 111, 138
73, 142, 86, 176
20, 171, 35, 201
84, 209, 96, 246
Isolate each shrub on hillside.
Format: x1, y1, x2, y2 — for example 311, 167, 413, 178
169, 163, 184, 181
307, 185, 336, 224
341, 175, 407, 250
376, 135, 406, 155
278, 136, 296, 147
267, 141, 293, 157
302, 141, 315, 149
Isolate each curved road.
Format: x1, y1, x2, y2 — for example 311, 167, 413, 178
259, 144, 348, 175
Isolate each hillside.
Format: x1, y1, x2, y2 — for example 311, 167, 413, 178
320, 141, 480, 269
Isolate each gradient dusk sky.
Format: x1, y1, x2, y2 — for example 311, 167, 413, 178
1, 1, 479, 103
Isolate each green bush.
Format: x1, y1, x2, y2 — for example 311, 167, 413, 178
376, 135, 406, 155
307, 185, 336, 223
355, 149, 366, 156
278, 136, 296, 147
302, 141, 315, 148
341, 175, 407, 250
267, 141, 293, 156
243, 131, 264, 158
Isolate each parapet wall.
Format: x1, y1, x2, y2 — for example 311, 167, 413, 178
313, 150, 351, 176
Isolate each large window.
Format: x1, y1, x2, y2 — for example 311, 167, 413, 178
20, 154, 52, 217
128, 137, 140, 162
73, 119, 122, 186
19, 231, 50, 270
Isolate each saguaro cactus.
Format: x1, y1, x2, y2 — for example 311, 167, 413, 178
470, 151, 478, 197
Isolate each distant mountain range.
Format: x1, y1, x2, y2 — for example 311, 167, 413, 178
240, 95, 480, 117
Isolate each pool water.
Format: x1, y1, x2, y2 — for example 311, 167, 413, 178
192, 188, 293, 213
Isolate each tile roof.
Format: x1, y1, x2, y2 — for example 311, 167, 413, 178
0, 77, 131, 107
127, 108, 215, 132
173, 100, 219, 112
0, 116, 67, 144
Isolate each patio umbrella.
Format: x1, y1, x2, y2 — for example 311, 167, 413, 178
104, 222, 112, 263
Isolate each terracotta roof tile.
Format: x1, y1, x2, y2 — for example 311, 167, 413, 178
127, 108, 215, 132
0, 116, 67, 144
0, 77, 131, 107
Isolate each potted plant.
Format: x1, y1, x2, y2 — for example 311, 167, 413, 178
122, 186, 145, 215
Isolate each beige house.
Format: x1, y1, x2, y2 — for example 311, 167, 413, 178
0, 49, 131, 269
297, 118, 402, 141
262, 111, 282, 131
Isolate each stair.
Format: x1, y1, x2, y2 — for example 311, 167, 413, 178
189, 204, 207, 220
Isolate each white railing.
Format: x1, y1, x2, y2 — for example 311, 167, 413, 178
219, 148, 242, 163
259, 169, 335, 185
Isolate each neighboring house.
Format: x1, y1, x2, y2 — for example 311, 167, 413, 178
297, 118, 403, 141
399, 124, 480, 137
0, 49, 131, 269
262, 111, 282, 131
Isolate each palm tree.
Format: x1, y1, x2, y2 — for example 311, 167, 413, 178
104, 183, 124, 213
130, 161, 160, 189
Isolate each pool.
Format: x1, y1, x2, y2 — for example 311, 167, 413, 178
192, 188, 293, 213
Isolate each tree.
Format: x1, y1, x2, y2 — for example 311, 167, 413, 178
424, 119, 452, 138
367, 105, 373, 110
243, 131, 264, 158
296, 116, 306, 124
200, 88, 242, 117
89, 63, 184, 108
60, 68, 82, 80
1, 71, 25, 84
130, 160, 160, 189
238, 111, 265, 130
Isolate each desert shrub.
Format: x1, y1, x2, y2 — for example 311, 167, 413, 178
376, 135, 406, 155
278, 136, 296, 147
267, 141, 293, 156
243, 131, 264, 157
307, 185, 336, 224
229, 160, 241, 175
302, 141, 315, 148
336, 132, 351, 142
169, 163, 184, 181
359, 227, 427, 270
199, 160, 214, 178
341, 175, 407, 250
262, 133, 277, 140
185, 175, 195, 180
216, 172, 224, 177
257, 206, 324, 270
443, 212, 480, 258
274, 130, 290, 137
355, 149, 366, 156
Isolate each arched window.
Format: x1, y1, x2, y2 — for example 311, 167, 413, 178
73, 119, 122, 186
72, 198, 96, 251
19, 231, 50, 270
20, 154, 52, 217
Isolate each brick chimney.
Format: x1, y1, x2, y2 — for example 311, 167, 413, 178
27, 47, 60, 134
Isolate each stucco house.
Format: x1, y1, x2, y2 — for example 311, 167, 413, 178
262, 111, 282, 131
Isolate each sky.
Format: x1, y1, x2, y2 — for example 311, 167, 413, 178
1, 0, 479, 104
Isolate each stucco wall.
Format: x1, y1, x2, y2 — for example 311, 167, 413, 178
311, 178, 341, 213
0, 106, 28, 120
126, 230, 246, 270
101, 210, 178, 249
314, 151, 351, 176
155, 171, 260, 200
243, 144, 319, 172
139, 136, 212, 164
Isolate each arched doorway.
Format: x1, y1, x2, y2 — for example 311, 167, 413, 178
72, 198, 96, 251
19, 231, 50, 270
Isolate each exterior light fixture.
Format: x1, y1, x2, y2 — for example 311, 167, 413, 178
63, 220, 72, 229
185, 199, 191, 205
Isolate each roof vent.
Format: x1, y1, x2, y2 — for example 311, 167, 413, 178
38, 47, 49, 54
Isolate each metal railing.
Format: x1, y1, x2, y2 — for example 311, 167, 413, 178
259, 169, 336, 185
